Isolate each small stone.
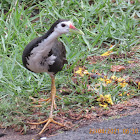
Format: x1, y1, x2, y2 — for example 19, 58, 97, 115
40, 137, 47, 140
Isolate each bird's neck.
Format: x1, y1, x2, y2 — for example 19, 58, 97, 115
33, 31, 61, 56
43, 31, 61, 45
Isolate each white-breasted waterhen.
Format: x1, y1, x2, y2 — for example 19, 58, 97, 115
22, 19, 84, 135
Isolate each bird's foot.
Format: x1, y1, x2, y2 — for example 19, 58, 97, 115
30, 95, 61, 109
29, 117, 64, 135
38, 95, 61, 103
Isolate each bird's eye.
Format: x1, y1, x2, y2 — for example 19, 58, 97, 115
61, 24, 66, 27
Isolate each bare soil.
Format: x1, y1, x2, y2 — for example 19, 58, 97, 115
0, 96, 140, 140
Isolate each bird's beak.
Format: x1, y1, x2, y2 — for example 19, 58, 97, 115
69, 24, 84, 35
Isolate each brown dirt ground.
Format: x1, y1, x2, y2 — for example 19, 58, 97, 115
0, 96, 140, 140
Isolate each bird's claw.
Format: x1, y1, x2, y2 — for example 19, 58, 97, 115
29, 117, 64, 135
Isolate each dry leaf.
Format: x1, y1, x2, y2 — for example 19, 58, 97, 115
30, 124, 37, 130
110, 65, 126, 72
101, 51, 113, 56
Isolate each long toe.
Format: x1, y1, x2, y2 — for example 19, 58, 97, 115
28, 119, 49, 125
38, 117, 64, 135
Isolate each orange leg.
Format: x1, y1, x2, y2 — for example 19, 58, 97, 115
29, 75, 64, 135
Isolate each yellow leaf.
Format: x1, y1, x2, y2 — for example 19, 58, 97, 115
101, 51, 112, 56
99, 78, 105, 82
119, 82, 128, 88
97, 94, 104, 102
97, 94, 114, 106
104, 94, 114, 105
105, 79, 112, 84
75, 68, 89, 77
117, 77, 125, 82
75, 68, 84, 77
111, 75, 117, 80
138, 82, 140, 89
128, 61, 134, 63
99, 103, 108, 108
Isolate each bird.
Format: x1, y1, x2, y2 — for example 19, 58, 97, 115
22, 19, 84, 135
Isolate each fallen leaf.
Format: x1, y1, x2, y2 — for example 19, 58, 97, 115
59, 86, 72, 95
128, 60, 134, 63
111, 75, 118, 80
75, 67, 84, 76
105, 79, 112, 84
117, 77, 125, 82
89, 60, 97, 64
138, 82, 140, 89
101, 51, 113, 56
29, 96, 37, 102
30, 124, 37, 130
110, 65, 126, 72
119, 82, 128, 88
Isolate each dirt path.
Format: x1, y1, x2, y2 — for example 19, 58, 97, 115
47, 113, 140, 140
0, 96, 140, 140
0, 113, 140, 140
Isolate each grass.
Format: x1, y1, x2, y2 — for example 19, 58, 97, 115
0, 0, 140, 132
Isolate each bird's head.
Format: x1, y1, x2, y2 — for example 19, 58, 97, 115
52, 19, 84, 35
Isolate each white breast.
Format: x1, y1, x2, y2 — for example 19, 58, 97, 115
26, 31, 60, 73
